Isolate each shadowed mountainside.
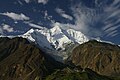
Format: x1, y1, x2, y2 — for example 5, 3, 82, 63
0, 37, 64, 80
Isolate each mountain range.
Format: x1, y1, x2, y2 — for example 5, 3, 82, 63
0, 0, 120, 80
0, 25, 120, 80
21, 23, 89, 62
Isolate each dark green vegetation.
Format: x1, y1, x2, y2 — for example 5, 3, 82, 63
45, 67, 112, 80
0, 38, 119, 80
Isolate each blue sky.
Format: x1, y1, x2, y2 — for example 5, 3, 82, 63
0, 0, 120, 44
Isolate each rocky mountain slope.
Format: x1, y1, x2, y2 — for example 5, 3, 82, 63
70, 40, 120, 77
0, 37, 64, 80
0, 37, 119, 80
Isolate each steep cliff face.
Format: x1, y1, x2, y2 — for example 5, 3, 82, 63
0, 37, 63, 80
71, 40, 120, 77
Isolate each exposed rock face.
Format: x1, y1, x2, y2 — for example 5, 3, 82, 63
0, 37, 63, 80
71, 40, 120, 77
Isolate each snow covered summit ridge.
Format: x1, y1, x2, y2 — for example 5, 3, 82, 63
22, 23, 89, 50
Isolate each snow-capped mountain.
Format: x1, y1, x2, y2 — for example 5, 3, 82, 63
21, 23, 89, 62
23, 23, 89, 51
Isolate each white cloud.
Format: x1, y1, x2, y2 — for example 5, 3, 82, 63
38, 0, 48, 4
17, 0, 23, 5
24, 0, 48, 4
106, 10, 120, 20
55, 8, 73, 20
111, 0, 120, 6
24, 0, 30, 3
0, 28, 3, 35
106, 30, 118, 37
104, 25, 120, 33
43, 10, 55, 23
111, 33, 118, 37
44, 10, 51, 20
69, 0, 120, 38
0, 12, 30, 21
70, 3, 103, 37
103, 0, 120, 37
24, 22, 44, 29
102, 23, 113, 30
103, 19, 120, 30
2, 24, 14, 32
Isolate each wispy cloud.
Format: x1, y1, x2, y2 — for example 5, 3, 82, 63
103, 0, 120, 37
103, 18, 120, 30
38, 0, 48, 4
69, 0, 120, 38
0, 24, 14, 34
0, 12, 30, 21
24, 22, 44, 29
111, 33, 118, 37
2, 24, 14, 32
111, 0, 120, 6
104, 25, 120, 33
55, 8, 73, 20
70, 3, 103, 37
24, 0, 30, 3
106, 30, 118, 37
17, 0, 23, 5
106, 10, 120, 19
24, 0, 49, 4
43, 10, 55, 24
0, 28, 3, 35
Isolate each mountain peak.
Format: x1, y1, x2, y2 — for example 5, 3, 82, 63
21, 25, 89, 62
50, 24, 62, 33
23, 25, 89, 50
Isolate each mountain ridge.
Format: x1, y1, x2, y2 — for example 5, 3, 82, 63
22, 24, 89, 50
70, 40, 120, 77
0, 37, 118, 80
0, 25, 119, 62
0, 37, 65, 80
